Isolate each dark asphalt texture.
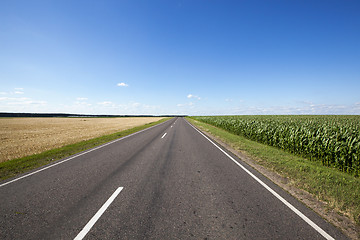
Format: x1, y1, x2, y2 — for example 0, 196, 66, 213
0, 117, 349, 239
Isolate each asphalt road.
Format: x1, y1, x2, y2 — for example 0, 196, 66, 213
0, 117, 349, 239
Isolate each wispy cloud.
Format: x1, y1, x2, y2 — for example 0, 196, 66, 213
76, 97, 88, 101
0, 88, 51, 112
187, 94, 200, 100
0, 97, 46, 106
1, 88, 25, 95
0, 96, 47, 113
14, 88, 24, 95
95, 101, 161, 114
98, 101, 114, 106
177, 102, 194, 107
117, 82, 129, 87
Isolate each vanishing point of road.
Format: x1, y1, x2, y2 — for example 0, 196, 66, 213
0, 118, 349, 239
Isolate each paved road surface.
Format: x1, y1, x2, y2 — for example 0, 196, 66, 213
0, 117, 348, 239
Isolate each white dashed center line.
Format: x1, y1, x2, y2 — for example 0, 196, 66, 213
74, 187, 124, 240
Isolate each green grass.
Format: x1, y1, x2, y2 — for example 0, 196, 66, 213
0, 118, 170, 181
187, 117, 360, 226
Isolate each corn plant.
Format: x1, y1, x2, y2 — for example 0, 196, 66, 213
193, 115, 360, 176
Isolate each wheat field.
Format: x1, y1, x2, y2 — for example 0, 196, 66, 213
0, 117, 164, 162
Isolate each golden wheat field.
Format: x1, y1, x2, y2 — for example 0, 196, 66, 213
0, 117, 164, 163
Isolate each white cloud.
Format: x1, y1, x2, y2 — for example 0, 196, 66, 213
76, 97, 88, 101
131, 102, 141, 107
177, 102, 194, 107
98, 101, 114, 106
117, 82, 129, 87
0, 91, 166, 115
75, 102, 91, 107
7, 98, 46, 106
74, 97, 91, 107
187, 94, 201, 100
0, 88, 25, 95
94, 101, 162, 115
13, 88, 24, 94
0, 96, 47, 113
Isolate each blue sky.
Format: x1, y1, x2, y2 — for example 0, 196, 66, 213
1, 0, 359, 115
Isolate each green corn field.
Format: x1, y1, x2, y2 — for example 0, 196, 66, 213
192, 115, 360, 176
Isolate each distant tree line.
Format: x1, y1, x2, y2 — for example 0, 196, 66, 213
0, 112, 186, 118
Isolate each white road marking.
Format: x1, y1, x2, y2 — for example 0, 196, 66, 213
161, 133, 167, 138
0, 120, 171, 188
74, 187, 124, 240
187, 120, 335, 240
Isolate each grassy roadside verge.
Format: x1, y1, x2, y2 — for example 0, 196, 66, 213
187, 117, 360, 237
0, 118, 170, 181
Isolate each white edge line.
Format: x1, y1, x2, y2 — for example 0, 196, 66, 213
161, 132, 167, 138
74, 187, 124, 240
0, 119, 171, 188
186, 120, 335, 240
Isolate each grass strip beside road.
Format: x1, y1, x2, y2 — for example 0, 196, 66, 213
0, 118, 170, 181
187, 118, 360, 230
